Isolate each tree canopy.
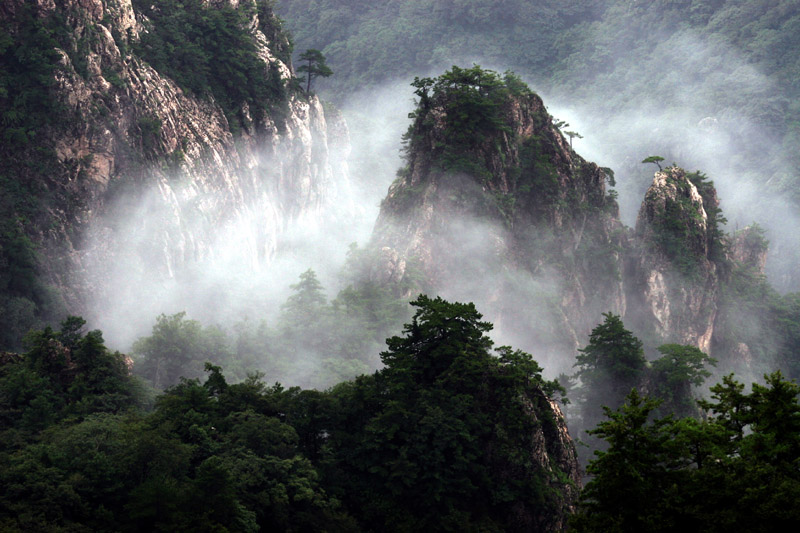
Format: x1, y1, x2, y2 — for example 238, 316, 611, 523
296, 48, 333, 93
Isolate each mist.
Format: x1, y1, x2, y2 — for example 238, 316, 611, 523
538, 27, 800, 291
77, 3, 800, 391
78, 85, 418, 388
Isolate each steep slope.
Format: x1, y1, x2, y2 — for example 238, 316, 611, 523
627, 167, 723, 352
369, 67, 627, 370
0, 0, 350, 346
368, 66, 790, 374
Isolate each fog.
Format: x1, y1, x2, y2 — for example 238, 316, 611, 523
76, 5, 800, 391
538, 28, 800, 291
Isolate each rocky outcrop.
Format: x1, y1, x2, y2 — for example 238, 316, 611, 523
368, 69, 627, 368
627, 168, 720, 353
536, 396, 582, 531
368, 68, 764, 373
729, 225, 769, 272
1, 0, 350, 312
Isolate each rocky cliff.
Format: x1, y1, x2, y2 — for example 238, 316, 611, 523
368, 67, 767, 372
369, 67, 628, 370
627, 167, 721, 353
0, 0, 350, 319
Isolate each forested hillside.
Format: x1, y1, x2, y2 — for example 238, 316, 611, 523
0, 297, 583, 532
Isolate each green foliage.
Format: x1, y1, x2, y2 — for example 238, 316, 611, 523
0, 317, 138, 439
0, 297, 578, 531
572, 315, 717, 459
277, 0, 599, 99
573, 372, 800, 532
0, 5, 76, 350
277, 0, 800, 205
296, 48, 333, 93
712, 234, 800, 380
133, 0, 288, 131
405, 65, 515, 179
641, 155, 665, 170
518, 134, 561, 211
318, 294, 572, 531
0, 365, 352, 531
571, 389, 681, 532
649, 343, 716, 417
574, 313, 647, 430
135, 115, 162, 156
132, 312, 232, 390
0, 4, 64, 149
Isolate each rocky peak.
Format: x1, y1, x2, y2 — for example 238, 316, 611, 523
368, 67, 626, 372
390, 66, 611, 230
636, 167, 712, 266
627, 167, 721, 353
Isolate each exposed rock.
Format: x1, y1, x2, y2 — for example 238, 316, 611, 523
628, 168, 719, 353
1, 0, 351, 313
538, 396, 582, 531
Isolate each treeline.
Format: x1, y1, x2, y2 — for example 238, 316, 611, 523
2, 295, 799, 531
131, 267, 409, 391
1, 296, 576, 532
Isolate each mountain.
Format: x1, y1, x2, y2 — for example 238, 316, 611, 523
277, 0, 800, 292
0, 0, 351, 349
366, 66, 799, 379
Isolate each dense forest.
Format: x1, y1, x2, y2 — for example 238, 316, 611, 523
2, 298, 799, 531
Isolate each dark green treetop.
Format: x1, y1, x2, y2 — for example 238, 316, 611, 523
296, 48, 333, 93
642, 155, 665, 170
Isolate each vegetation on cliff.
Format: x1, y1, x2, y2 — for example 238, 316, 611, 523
133, 0, 291, 130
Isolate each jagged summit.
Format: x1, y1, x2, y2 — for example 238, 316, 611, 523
627, 167, 723, 353
369, 66, 627, 369
366, 66, 774, 374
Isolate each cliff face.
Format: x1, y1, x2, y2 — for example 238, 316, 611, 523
627, 168, 720, 353
370, 67, 761, 372
1, 0, 349, 312
369, 69, 627, 367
